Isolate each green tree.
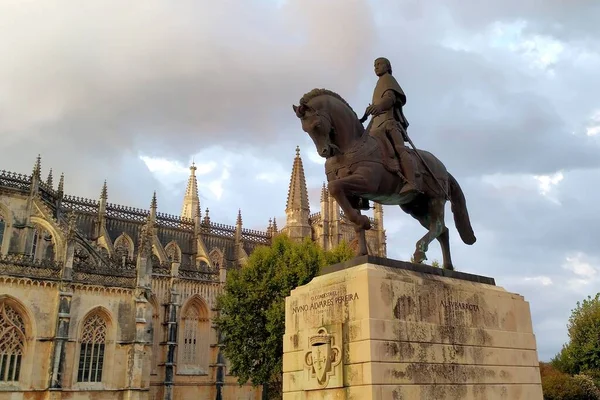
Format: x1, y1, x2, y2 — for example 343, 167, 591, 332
552, 293, 600, 376
214, 235, 354, 399
568, 293, 600, 373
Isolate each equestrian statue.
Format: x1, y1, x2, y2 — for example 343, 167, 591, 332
292, 57, 476, 270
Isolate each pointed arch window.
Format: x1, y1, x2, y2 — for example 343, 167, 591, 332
114, 235, 132, 260
29, 228, 39, 259
0, 214, 5, 251
0, 302, 26, 382
179, 298, 209, 373
165, 243, 180, 263
209, 249, 223, 269
77, 314, 107, 382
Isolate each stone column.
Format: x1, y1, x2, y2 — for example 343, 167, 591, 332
122, 291, 152, 400
49, 288, 72, 389
163, 288, 179, 400
49, 222, 75, 389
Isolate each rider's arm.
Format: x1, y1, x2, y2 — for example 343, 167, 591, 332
377, 90, 396, 111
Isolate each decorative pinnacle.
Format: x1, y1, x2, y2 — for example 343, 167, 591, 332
58, 173, 64, 193
236, 209, 242, 226
321, 182, 328, 201
272, 217, 278, 231
101, 180, 108, 199
151, 191, 157, 209
32, 154, 41, 178
286, 146, 310, 212
46, 169, 54, 188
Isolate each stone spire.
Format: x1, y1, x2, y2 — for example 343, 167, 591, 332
58, 173, 64, 194
283, 146, 311, 242
285, 146, 310, 213
100, 180, 108, 200
97, 180, 108, 238
236, 209, 243, 230
234, 209, 244, 265
32, 154, 41, 179
202, 207, 211, 226
373, 203, 386, 257
46, 169, 54, 188
150, 191, 157, 221
181, 162, 200, 220
29, 154, 42, 197
319, 182, 330, 250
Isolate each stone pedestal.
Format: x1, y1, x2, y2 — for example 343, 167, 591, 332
283, 256, 543, 400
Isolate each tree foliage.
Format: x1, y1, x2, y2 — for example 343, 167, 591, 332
552, 293, 600, 376
541, 362, 600, 400
214, 235, 354, 397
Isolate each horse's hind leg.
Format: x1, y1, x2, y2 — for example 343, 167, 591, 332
437, 226, 453, 270
412, 198, 445, 264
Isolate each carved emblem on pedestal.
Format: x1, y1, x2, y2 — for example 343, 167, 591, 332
304, 327, 341, 389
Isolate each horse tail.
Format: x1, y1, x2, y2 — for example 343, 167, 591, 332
448, 173, 476, 245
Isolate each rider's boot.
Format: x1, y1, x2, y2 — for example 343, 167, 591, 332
398, 150, 420, 195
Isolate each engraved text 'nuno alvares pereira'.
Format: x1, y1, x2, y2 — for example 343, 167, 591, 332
291, 291, 360, 314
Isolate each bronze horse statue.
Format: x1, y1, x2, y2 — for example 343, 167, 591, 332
292, 88, 476, 270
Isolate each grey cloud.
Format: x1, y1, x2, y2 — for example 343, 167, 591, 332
0, 0, 377, 163
413, 0, 600, 42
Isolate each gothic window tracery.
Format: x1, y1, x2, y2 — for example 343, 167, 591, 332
27, 225, 55, 261
180, 298, 209, 372
77, 314, 107, 383
0, 302, 25, 382
114, 235, 132, 261
209, 249, 223, 269
165, 243, 180, 263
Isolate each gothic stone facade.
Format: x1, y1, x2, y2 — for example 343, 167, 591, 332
0, 148, 385, 400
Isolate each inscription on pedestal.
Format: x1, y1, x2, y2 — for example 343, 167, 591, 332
292, 291, 359, 314
441, 299, 480, 312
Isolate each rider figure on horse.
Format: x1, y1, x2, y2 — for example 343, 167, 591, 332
364, 57, 419, 196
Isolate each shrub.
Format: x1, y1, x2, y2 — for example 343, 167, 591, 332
541, 362, 600, 400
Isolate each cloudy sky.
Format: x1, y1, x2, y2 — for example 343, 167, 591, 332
1, 0, 599, 361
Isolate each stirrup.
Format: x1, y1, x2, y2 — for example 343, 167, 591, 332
400, 182, 420, 195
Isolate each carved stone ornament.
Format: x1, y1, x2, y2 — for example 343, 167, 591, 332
304, 327, 341, 389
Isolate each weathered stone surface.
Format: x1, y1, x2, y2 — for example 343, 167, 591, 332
283, 260, 544, 399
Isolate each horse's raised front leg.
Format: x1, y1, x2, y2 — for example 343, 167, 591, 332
413, 198, 445, 264
328, 171, 378, 256
327, 173, 375, 231
354, 219, 368, 256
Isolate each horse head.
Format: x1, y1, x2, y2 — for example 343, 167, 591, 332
292, 100, 337, 158
293, 89, 362, 158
